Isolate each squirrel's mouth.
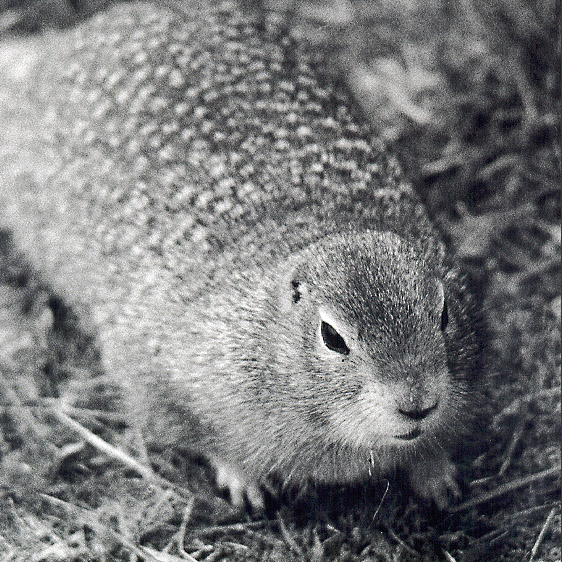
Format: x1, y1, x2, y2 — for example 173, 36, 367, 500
394, 427, 422, 441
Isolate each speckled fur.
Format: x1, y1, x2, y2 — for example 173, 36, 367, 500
0, 0, 483, 503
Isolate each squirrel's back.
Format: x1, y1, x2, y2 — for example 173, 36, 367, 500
1, 0, 440, 301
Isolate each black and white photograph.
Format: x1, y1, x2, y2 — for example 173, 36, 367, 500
0, 0, 559, 560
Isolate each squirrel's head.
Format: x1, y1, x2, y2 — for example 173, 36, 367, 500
270, 230, 479, 465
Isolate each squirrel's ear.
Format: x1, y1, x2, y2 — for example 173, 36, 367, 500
279, 261, 309, 313
291, 278, 304, 303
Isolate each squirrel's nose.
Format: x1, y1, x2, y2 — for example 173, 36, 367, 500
398, 401, 438, 421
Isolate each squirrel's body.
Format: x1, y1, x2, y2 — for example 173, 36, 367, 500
0, 1, 483, 507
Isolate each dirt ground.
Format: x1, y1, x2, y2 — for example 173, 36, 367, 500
0, 0, 560, 561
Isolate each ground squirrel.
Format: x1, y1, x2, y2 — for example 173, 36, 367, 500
0, 0, 484, 509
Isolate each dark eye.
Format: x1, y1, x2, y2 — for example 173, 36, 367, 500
441, 300, 449, 331
321, 321, 350, 355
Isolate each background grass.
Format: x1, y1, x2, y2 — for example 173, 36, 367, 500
0, 0, 560, 560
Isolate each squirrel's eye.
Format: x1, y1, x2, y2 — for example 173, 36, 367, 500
441, 300, 449, 331
321, 321, 350, 355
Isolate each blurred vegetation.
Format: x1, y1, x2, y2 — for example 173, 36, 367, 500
0, 0, 560, 561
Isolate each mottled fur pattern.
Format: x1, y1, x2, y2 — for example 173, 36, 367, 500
0, 0, 484, 507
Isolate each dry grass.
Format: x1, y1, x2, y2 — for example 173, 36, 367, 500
0, 0, 560, 560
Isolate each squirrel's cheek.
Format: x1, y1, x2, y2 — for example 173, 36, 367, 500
326, 382, 408, 445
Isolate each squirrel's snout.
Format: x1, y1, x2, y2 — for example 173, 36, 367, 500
397, 400, 439, 421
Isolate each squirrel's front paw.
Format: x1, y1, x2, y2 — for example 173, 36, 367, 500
212, 458, 265, 512
408, 455, 461, 510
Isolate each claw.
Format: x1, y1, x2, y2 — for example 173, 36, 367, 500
213, 458, 265, 512
408, 455, 461, 509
